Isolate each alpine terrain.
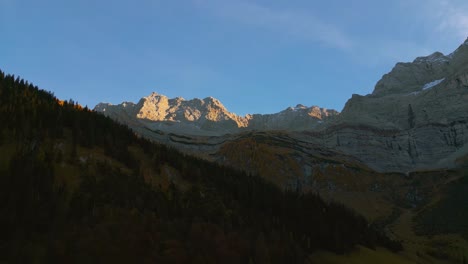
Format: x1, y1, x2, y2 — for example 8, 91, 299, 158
94, 38, 468, 263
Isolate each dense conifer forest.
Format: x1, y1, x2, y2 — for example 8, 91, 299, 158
0, 70, 401, 263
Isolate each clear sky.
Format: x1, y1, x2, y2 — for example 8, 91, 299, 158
1, 0, 467, 115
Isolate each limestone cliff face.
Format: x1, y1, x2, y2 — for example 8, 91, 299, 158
298, 121, 468, 172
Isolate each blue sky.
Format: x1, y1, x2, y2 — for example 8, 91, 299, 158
1, 0, 468, 115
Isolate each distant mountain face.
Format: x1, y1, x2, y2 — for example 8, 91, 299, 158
95, 93, 247, 135
95, 37, 468, 173
95, 92, 338, 135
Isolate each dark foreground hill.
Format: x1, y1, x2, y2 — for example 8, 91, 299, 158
0, 70, 401, 263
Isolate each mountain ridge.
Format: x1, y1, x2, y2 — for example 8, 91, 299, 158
95, 92, 338, 135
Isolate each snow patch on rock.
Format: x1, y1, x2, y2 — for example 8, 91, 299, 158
407, 91, 420, 96
422, 78, 445, 90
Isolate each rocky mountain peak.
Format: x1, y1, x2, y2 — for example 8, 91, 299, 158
413, 51, 450, 64
371, 43, 465, 97
342, 37, 468, 124
203, 96, 225, 109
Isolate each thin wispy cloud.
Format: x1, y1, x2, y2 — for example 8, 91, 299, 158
432, 0, 468, 40
343, 0, 468, 66
353, 38, 432, 67
194, 0, 354, 50
193, 0, 440, 66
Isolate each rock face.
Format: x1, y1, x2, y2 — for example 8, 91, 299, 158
340, 38, 468, 130
319, 37, 468, 172
95, 93, 338, 135
95, 37, 468, 173
95, 93, 249, 135
246, 104, 338, 131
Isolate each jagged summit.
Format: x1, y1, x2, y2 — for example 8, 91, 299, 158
371, 37, 468, 97
413, 51, 450, 64
94, 92, 338, 135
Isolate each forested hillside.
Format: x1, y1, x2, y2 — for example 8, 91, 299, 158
0, 70, 400, 263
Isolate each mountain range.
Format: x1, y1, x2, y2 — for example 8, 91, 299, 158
94, 93, 338, 135
96, 37, 468, 173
